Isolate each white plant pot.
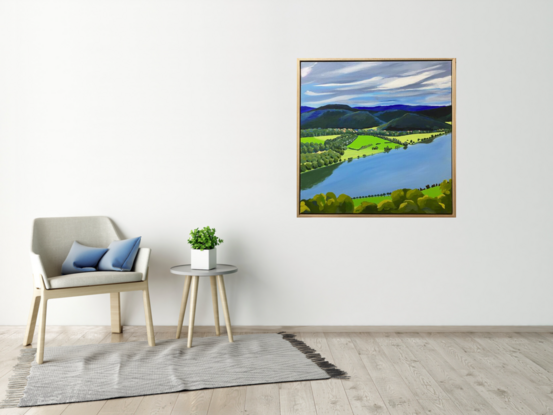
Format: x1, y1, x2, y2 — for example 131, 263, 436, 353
191, 248, 216, 270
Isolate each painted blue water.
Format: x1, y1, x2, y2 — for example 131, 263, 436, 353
300, 134, 452, 199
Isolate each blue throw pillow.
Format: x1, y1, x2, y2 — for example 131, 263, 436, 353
97, 237, 141, 272
61, 241, 109, 275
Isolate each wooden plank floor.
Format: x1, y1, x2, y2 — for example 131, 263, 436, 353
1, 327, 553, 414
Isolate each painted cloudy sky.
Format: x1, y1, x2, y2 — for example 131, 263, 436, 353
301, 61, 452, 108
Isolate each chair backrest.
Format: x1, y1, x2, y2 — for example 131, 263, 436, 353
31, 216, 123, 278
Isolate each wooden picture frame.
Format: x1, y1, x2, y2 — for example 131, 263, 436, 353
297, 58, 456, 217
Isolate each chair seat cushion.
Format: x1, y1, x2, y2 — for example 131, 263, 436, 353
48, 271, 143, 289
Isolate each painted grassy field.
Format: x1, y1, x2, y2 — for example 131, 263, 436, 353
300, 135, 340, 144
348, 135, 383, 150
383, 132, 437, 144
353, 185, 442, 206
342, 136, 397, 160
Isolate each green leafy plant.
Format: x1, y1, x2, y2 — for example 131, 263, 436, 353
187, 226, 223, 251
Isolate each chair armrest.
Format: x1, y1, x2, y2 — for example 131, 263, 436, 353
133, 248, 151, 281
30, 253, 50, 289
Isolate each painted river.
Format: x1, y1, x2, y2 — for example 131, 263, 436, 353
300, 133, 452, 199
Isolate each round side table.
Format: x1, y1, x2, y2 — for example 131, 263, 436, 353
170, 264, 238, 348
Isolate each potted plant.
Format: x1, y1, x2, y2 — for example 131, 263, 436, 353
188, 226, 223, 270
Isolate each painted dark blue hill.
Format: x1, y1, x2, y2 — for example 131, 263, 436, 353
300, 106, 315, 113
354, 105, 442, 112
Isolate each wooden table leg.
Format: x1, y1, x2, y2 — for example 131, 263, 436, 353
217, 275, 234, 343
210, 275, 220, 336
176, 275, 192, 339
187, 276, 199, 348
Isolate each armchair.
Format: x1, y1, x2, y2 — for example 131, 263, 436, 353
24, 216, 155, 364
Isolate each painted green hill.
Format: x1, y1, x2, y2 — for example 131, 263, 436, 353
373, 109, 410, 122
417, 105, 452, 122
308, 104, 358, 112
301, 107, 382, 129
338, 111, 383, 128
379, 113, 452, 131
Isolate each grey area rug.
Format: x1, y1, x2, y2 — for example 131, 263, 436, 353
1, 333, 347, 408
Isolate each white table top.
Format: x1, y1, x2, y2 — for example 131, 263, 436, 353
170, 264, 238, 277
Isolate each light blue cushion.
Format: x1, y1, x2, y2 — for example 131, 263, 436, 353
98, 237, 141, 272
61, 241, 109, 275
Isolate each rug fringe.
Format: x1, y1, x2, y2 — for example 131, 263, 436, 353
278, 332, 349, 380
0, 348, 35, 408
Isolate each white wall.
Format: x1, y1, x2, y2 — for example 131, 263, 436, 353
1, 0, 552, 327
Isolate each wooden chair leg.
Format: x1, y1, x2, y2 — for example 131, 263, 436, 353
23, 289, 41, 346
36, 296, 48, 364
176, 275, 192, 339
217, 275, 234, 343
110, 292, 122, 334
187, 276, 199, 348
142, 288, 155, 347
210, 275, 220, 336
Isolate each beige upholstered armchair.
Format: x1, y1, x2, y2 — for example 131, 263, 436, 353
24, 216, 155, 364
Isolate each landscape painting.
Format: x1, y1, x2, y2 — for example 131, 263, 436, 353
298, 59, 455, 216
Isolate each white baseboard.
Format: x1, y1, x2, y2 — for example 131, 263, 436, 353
133, 325, 553, 333
6, 325, 552, 333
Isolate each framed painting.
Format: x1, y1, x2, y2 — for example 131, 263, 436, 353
297, 58, 456, 217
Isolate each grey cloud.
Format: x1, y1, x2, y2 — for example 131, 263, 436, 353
301, 60, 452, 107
